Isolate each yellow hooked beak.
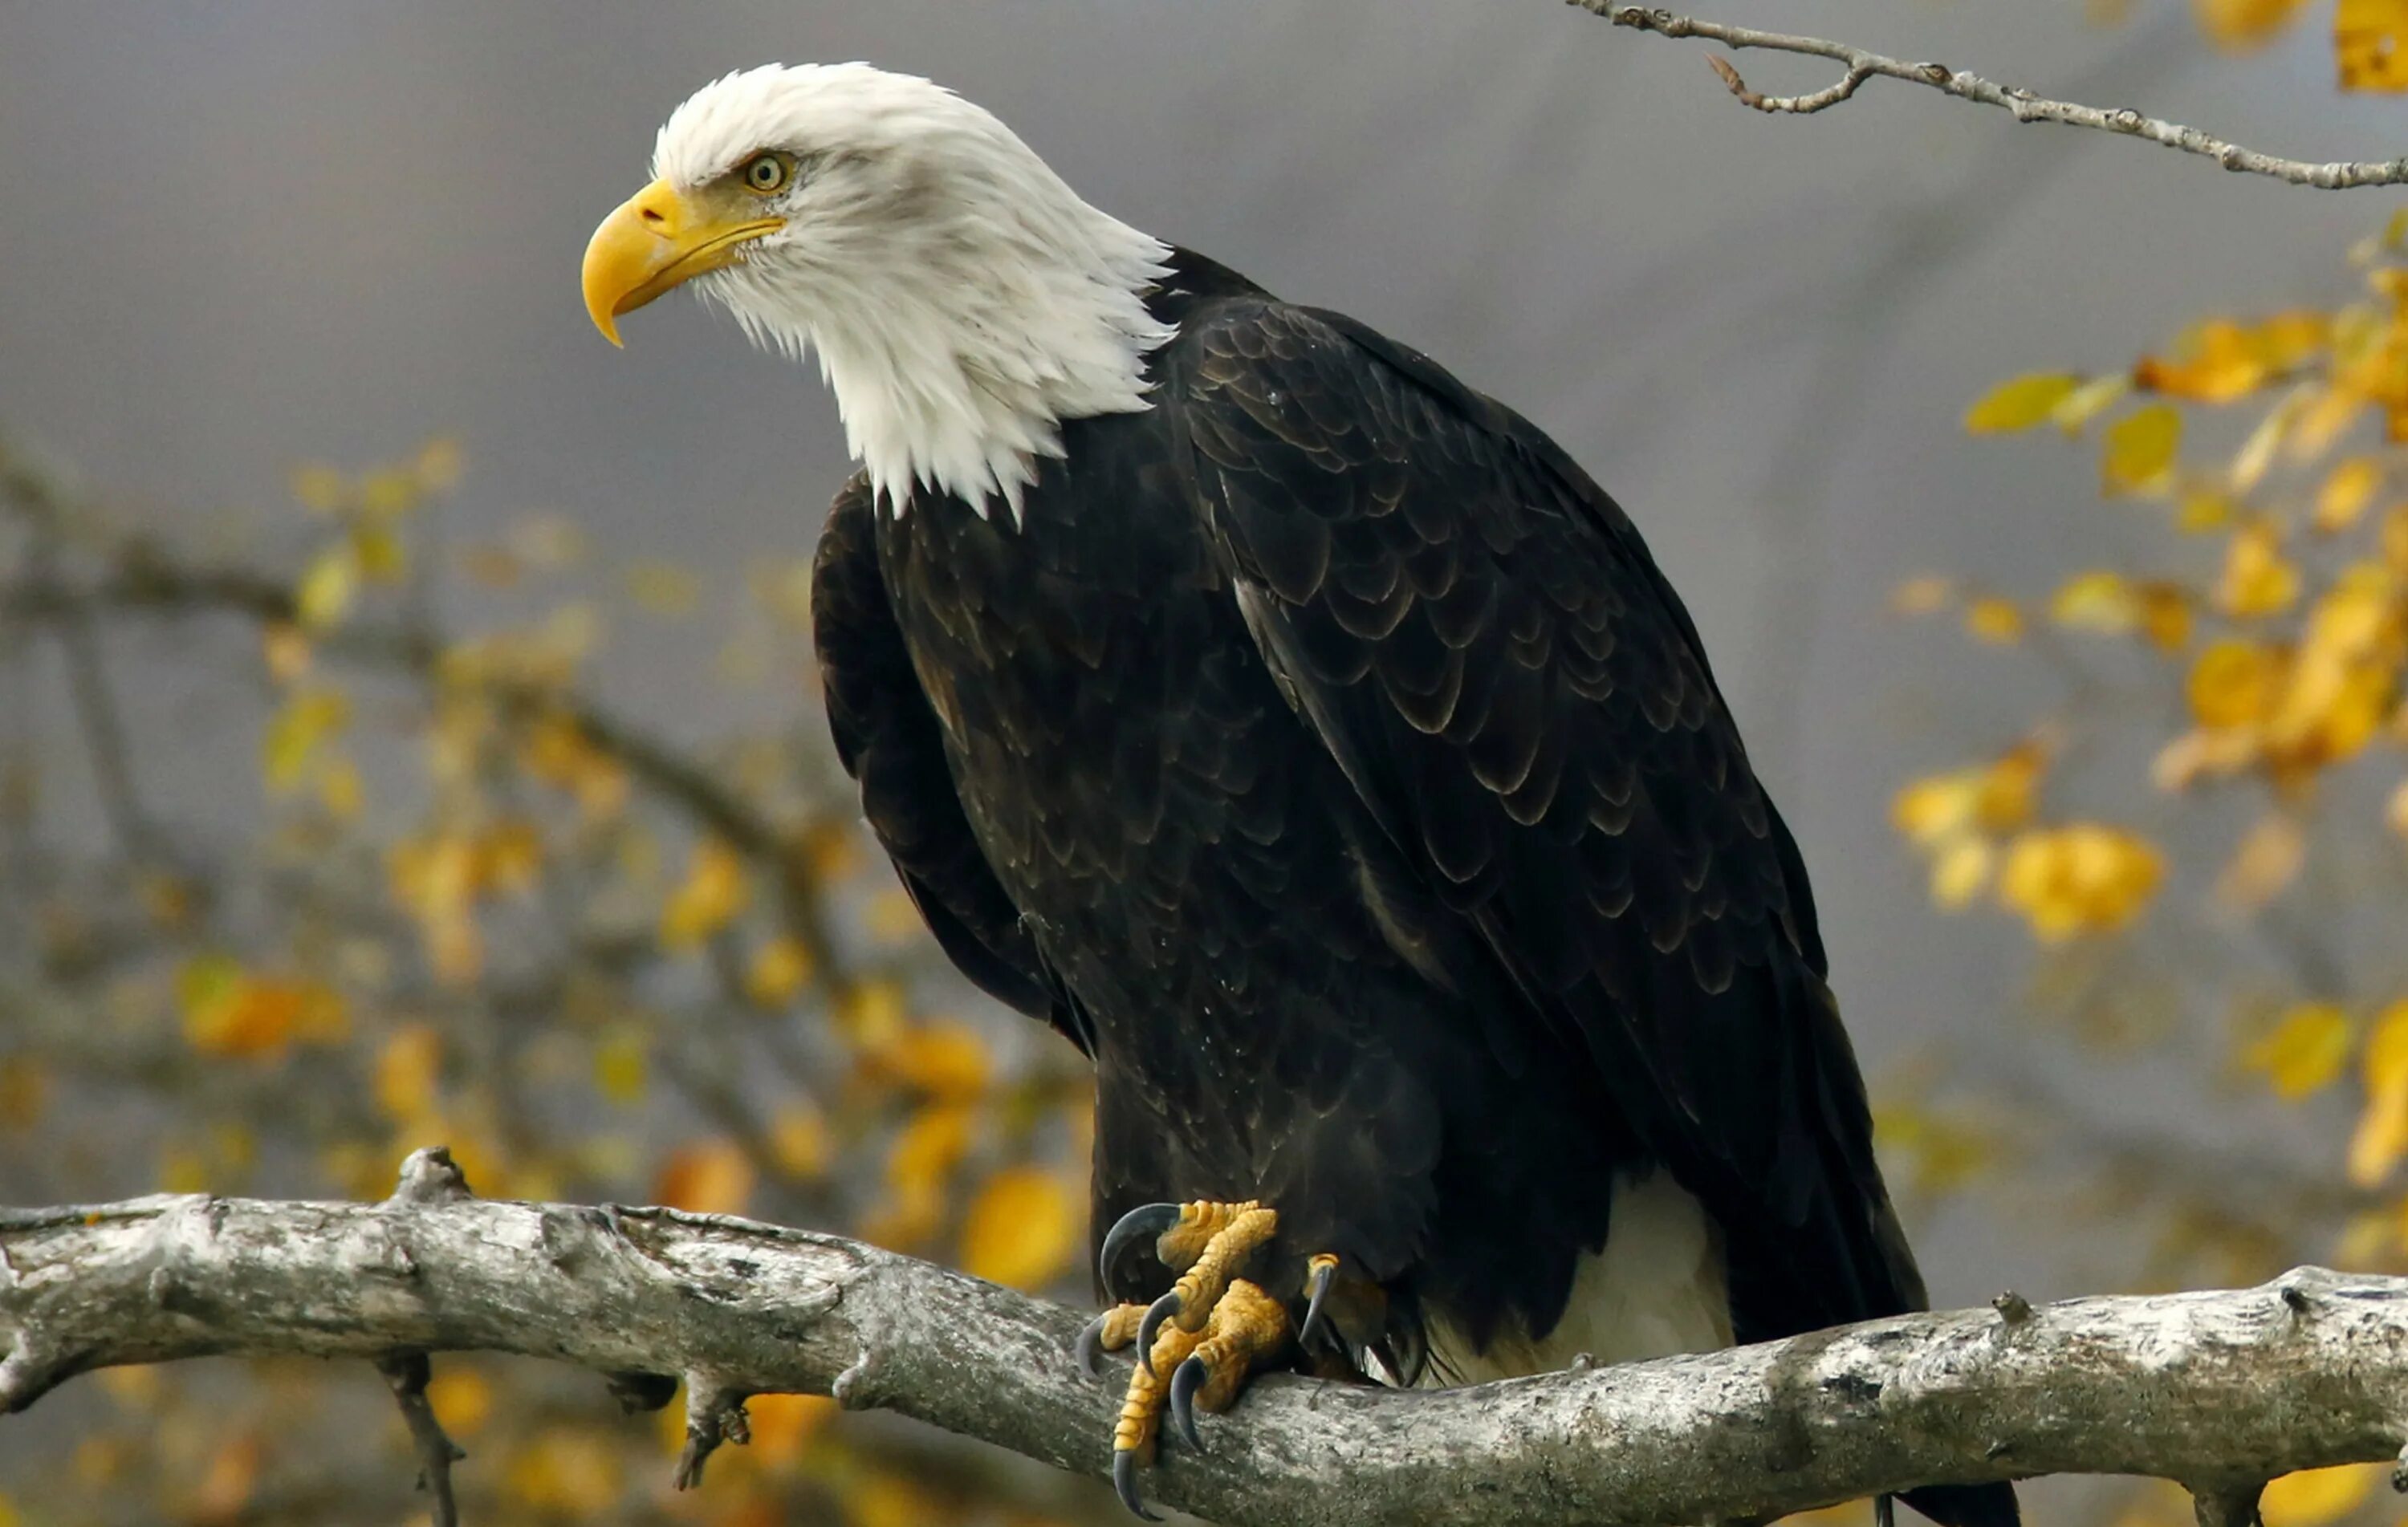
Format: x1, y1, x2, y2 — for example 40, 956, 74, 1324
581, 178, 783, 346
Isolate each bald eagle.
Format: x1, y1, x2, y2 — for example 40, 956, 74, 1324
584, 63, 2018, 1526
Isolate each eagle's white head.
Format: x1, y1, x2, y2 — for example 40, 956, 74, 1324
582, 64, 1174, 518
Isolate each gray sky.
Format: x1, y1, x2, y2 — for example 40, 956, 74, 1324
2, 0, 2394, 1311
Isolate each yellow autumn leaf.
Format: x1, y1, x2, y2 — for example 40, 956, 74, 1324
659, 837, 752, 951
2195, 0, 2312, 49
260, 688, 351, 791
745, 1392, 837, 1465
1892, 773, 1979, 847
594, 1029, 649, 1105
1964, 373, 2081, 434
2348, 1001, 2408, 1185
375, 1025, 442, 1123
183, 972, 331, 1061
506, 1428, 624, 1514
2048, 571, 2141, 635
2134, 318, 2268, 402
2188, 640, 2280, 729
2337, 0, 2408, 89
294, 544, 358, 630
1963, 597, 2025, 644
849, 1475, 951, 1527
770, 1103, 832, 1179
868, 1021, 993, 1100
2138, 582, 2195, 652
2246, 1003, 2354, 1101
2102, 404, 2183, 495
2316, 457, 2382, 532
653, 1138, 756, 1216
1929, 835, 1994, 910
2177, 490, 2236, 534
2052, 373, 2132, 434
2215, 812, 2306, 910
425, 1366, 494, 1438
837, 978, 909, 1047
351, 520, 407, 583
959, 1167, 1080, 1290
2260, 1462, 2382, 1527
1997, 824, 2165, 941
190, 1433, 263, 1522
2217, 520, 2303, 617
746, 934, 813, 1008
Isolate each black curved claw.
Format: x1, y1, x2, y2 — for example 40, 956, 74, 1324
1299, 1257, 1336, 1351
1167, 1354, 1208, 1453
1076, 1311, 1112, 1377
1136, 1289, 1183, 1377
1114, 1448, 1162, 1521
1099, 1202, 1182, 1294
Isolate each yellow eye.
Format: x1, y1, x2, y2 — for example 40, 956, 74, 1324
739, 152, 792, 196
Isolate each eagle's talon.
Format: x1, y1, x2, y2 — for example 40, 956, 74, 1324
1113, 1448, 1162, 1521
1167, 1354, 1208, 1452
1099, 1201, 1183, 1293
1300, 1252, 1339, 1350
1136, 1289, 1183, 1377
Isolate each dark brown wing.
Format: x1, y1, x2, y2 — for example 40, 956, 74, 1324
1174, 298, 1903, 1340
810, 473, 1084, 1050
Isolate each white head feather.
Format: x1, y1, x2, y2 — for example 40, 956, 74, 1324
651, 63, 1175, 520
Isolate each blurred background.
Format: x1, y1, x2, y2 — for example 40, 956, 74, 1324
4, 0, 2406, 1522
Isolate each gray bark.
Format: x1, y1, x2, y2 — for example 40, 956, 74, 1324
5, 1151, 2406, 1527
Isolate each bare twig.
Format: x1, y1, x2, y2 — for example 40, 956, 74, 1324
375, 1351, 464, 1527
1572, 3, 2408, 189
10, 1152, 2408, 1527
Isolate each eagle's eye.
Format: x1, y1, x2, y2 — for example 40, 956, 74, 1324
738, 152, 794, 196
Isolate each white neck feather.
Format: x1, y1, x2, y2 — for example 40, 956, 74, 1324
750, 211, 1171, 521
668, 66, 1175, 521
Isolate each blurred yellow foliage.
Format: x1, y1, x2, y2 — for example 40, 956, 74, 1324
743, 1392, 836, 1465
2349, 1002, 2408, 1184
375, 1025, 442, 1122
746, 934, 814, 1009
425, 1366, 494, 1438
2193, 0, 2312, 49
864, 1022, 994, 1101
2247, 1004, 2354, 1099
1962, 597, 2025, 644
1964, 373, 2079, 433
661, 837, 752, 951
2337, 0, 2408, 88
2103, 404, 2182, 495
2259, 1462, 2382, 1526
958, 1166, 1081, 1289
506, 1427, 624, 1515
1997, 825, 2165, 940
653, 1138, 757, 1216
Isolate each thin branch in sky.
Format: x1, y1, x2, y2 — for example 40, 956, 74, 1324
1572, 3, 2408, 189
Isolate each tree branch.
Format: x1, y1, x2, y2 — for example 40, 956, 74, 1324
1573, 3, 2408, 189
7, 1152, 2408, 1527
